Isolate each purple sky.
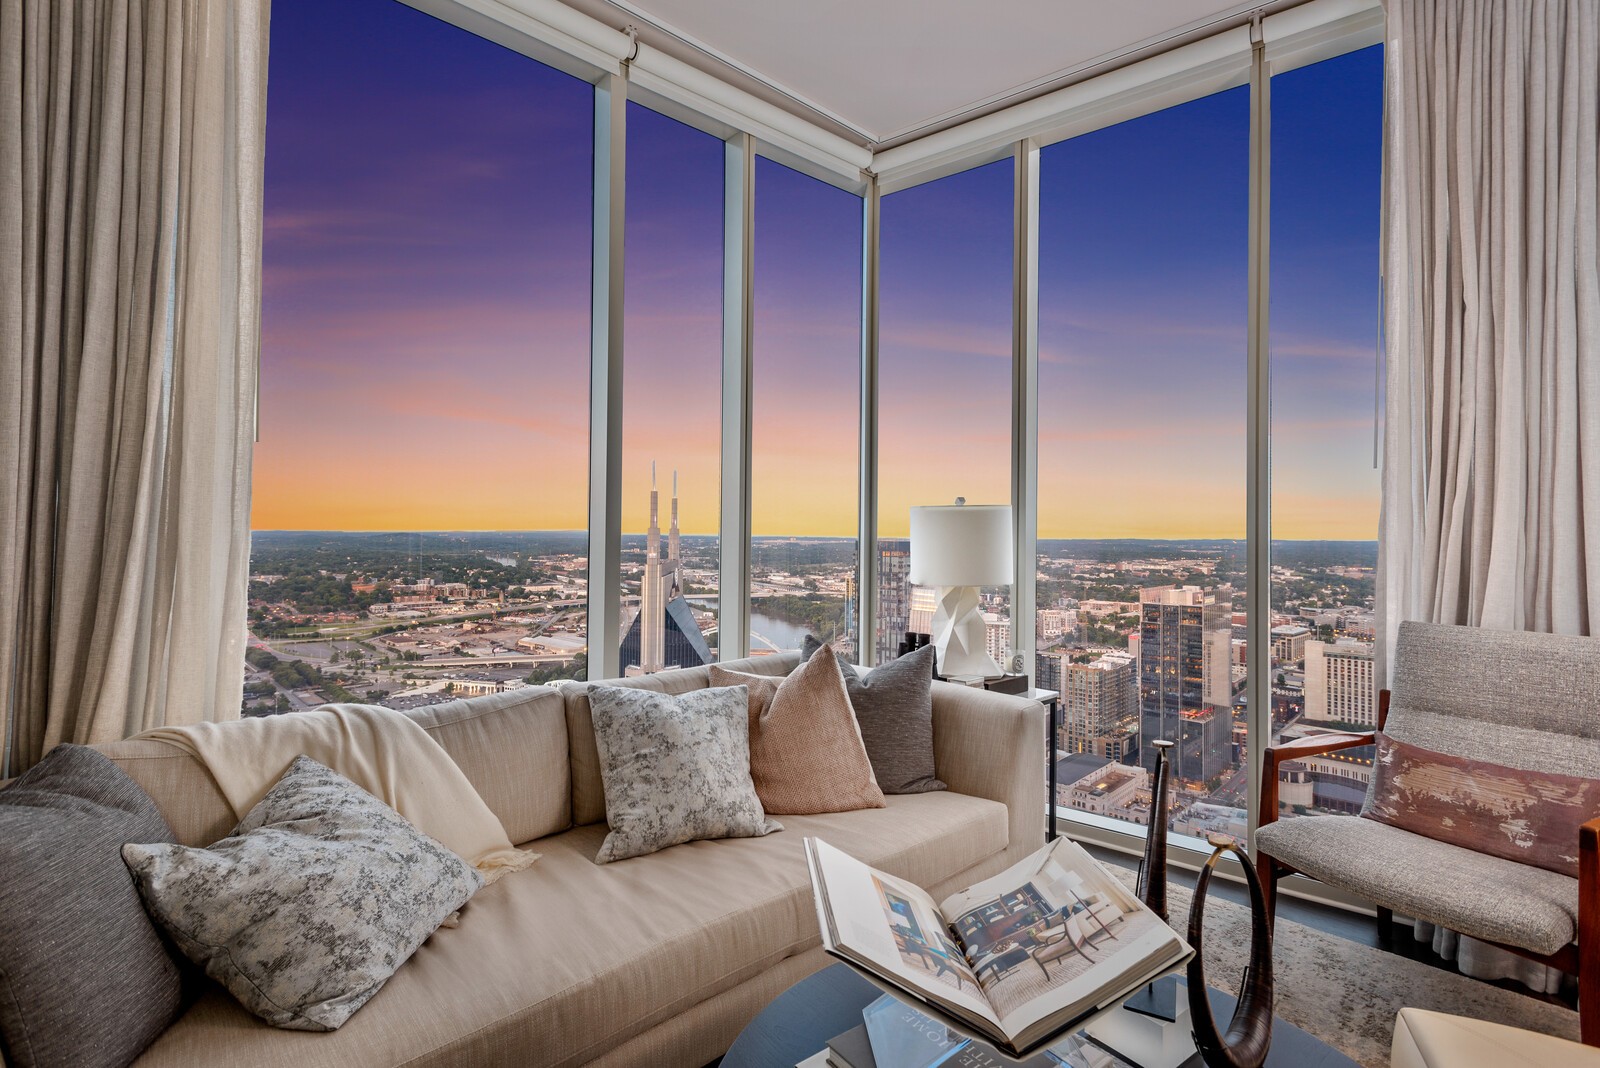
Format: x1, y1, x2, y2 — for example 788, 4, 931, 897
254, 0, 1381, 542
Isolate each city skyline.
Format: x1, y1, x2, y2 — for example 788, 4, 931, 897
252, 0, 1380, 542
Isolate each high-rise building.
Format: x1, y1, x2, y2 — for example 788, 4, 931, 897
1271, 625, 1312, 663
1062, 651, 1138, 761
621, 466, 711, 673
1036, 608, 1075, 644
875, 539, 911, 664
1035, 650, 1064, 696
984, 612, 1009, 667
1303, 639, 1376, 726
1137, 585, 1233, 785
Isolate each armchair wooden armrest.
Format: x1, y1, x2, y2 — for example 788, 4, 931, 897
1258, 690, 1389, 836
1581, 816, 1600, 1044
1258, 730, 1377, 832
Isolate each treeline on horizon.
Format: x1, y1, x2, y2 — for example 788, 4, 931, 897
249, 524, 1376, 575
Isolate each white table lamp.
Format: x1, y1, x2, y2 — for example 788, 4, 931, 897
908, 500, 1013, 677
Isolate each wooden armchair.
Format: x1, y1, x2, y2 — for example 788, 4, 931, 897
1253, 621, 1600, 1045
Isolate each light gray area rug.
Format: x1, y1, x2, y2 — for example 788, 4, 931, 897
1110, 870, 1580, 1067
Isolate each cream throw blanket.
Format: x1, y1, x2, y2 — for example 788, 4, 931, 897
141, 704, 538, 882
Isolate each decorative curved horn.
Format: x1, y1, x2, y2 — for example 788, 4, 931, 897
1136, 738, 1174, 924
1187, 833, 1274, 1068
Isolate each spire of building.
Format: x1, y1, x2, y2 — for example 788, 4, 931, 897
668, 469, 681, 572
641, 461, 664, 672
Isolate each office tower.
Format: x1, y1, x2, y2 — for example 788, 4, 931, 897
1035, 650, 1063, 696
984, 613, 1009, 667
1303, 639, 1376, 726
876, 539, 911, 663
1137, 584, 1233, 785
1062, 653, 1137, 761
621, 466, 710, 673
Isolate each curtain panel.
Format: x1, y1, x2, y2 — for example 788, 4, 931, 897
1378, 0, 1600, 671
0, 0, 269, 777
1378, 0, 1599, 993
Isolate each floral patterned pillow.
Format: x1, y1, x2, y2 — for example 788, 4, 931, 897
123, 756, 483, 1031
586, 684, 782, 863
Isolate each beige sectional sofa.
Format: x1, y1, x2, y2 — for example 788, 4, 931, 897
93, 652, 1045, 1068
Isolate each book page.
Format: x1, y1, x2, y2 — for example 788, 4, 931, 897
807, 838, 998, 1027
938, 839, 1190, 1041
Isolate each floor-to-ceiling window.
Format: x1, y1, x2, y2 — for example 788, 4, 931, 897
877, 160, 1015, 667
1267, 45, 1384, 819
749, 158, 863, 660
1035, 87, 1251, 840
250, 0, 593, 715
621, 104, 724, 670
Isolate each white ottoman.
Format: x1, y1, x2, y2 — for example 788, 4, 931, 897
1391, 1008, 1600, 1068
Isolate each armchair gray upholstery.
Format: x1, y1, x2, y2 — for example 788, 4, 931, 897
1254, 621, 1600, 1044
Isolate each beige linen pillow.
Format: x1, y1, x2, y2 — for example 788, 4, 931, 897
710, 644, 886, 815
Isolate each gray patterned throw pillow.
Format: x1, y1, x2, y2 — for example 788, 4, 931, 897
587, 684, 781, 863
123, 756, 483, 1031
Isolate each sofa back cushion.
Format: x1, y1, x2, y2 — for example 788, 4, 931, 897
97, 738, 236, 847
402, 686, 571, 844
98, 686, 571, 848
560, 653, 798, 826
1383, 622, 1600, 781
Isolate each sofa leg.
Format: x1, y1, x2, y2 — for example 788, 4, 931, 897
1376, 906, 1393, 947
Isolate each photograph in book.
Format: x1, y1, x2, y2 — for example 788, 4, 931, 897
942, 845, 1165, 1020
807, 840, 999, 1029
874, 877, 984, 997
806, 836, 1191, 1055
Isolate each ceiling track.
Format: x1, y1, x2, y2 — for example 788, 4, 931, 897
580, 0, 1324, 152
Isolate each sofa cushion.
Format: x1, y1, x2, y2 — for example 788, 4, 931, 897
586, 685, 781, 863
0, 745, 186, 1068
1256, 814, 1578, 955
560, 653, 798, 826
124, 757, 483, 1032
804, 637, 945, 794
130, 789, 1008, 1068
710, 647, 884, 815
97, 738, 235, 847
97, 689, 571, 850
401, 686, 571, 844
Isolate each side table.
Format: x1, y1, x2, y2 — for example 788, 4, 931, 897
1028, 686, 1062, 841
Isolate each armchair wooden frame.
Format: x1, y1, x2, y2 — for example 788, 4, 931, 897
1254, 690, 1600, 1046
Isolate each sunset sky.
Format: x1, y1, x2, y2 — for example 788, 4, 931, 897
253, 0, 1380, 541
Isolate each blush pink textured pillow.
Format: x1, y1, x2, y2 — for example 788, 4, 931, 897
709, 645, 885, 815
1364, 732, 1600, 878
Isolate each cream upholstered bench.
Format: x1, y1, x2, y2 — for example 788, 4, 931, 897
1390, 1008, 1600, 1068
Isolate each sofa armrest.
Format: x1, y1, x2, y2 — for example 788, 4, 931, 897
930, 681, 1047, 859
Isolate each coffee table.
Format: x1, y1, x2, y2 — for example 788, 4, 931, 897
721, 963, 1359, 1068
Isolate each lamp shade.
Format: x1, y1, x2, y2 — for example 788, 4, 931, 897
908, 504, 1014, 587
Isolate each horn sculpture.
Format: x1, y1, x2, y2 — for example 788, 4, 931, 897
1136, 738, 1173, 921
1187, 833, 1274, 1068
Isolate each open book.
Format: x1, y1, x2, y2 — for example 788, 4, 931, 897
805, 837, 1193, 1058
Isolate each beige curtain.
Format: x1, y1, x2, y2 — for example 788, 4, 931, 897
1378, 0, 1599, 993
1379, 0, 1600, 666
0, 0, 269, 777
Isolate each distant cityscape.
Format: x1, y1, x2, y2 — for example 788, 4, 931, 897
247, 485, 1375, 839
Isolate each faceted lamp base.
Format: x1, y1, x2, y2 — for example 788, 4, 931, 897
930, 585, 1004, 677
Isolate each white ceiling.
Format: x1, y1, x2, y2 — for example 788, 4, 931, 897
566, 0, 1273, 148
